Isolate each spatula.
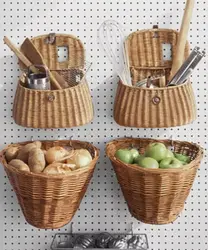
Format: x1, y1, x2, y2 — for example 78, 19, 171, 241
4, 36, 62, 89
3, 36, 39, 74
21, 38, 65, 89
169, 0, 195, 80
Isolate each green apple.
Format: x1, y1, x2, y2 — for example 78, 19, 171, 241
134, 154, 143, 163
174, 153, 191, 163
180, 161, 187, 165
145, 142, 167, 161
115, 149, 134, 164
138, 157, 159, 169
159, 157, 183, 169
166, 149, 174, 158
130, 148, 140, 161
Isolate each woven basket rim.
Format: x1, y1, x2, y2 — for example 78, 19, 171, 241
31, 33, 84, 44
106, 138, 204, 174
18, 75, 87, 92
127, 28, 180, 40
0, 140, 100, 179
118, 79, 191, 91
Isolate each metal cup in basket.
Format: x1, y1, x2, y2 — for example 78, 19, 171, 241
27, 64, 51, 90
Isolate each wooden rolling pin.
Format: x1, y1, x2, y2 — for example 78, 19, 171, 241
169, 0, 195, 80
3, 36, 62, 90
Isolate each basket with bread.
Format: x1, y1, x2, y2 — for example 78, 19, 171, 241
0, 140, 100, 229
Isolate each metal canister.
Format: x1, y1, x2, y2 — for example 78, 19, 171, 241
27, 65, 50, 90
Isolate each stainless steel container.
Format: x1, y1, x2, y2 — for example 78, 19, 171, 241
27, 65, 50, 90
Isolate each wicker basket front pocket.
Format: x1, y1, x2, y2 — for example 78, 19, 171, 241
113, 27, 196, 128
0, 140, 100, 229
13, 79, 93, 128
114, 81, 196, 128
106, 138, 203, 225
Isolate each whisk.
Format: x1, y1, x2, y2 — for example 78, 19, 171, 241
98, 20, 132, 86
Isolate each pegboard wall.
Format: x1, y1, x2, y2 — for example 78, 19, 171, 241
0, 0, 207, 250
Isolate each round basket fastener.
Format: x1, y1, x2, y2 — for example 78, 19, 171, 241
152, 96, 161, 104
48, 94, 55, 102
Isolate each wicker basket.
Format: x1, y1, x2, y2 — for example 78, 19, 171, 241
0, 140, 100, 229
114, 28, 197, 128
13, 33, 94, 128
106, 138, 203, 224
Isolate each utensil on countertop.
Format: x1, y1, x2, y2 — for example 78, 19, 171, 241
98, 20, 132, 86
27, 65, 50, 90
167, 46, 205, 86
169, 0, 195, 80
20, 38, 63, 89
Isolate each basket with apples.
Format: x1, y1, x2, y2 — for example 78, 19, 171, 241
106, 138, 203, 225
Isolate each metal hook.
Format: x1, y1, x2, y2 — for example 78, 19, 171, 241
69, 136, 73, 148
169, 135, 174, 146
130, 222, 134, 235
69, 222, 73, 234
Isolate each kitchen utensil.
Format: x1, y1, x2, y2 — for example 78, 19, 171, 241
135, 74, 165, 88
3, 36, 62, 89
98, 20, 132, 86
159, 76, 166, 87
3, 36, 39, 74
146, 76, 151, 88
168, 47, 205, 86
21, 38, 62, 89
27, 65, 50, 90
169, 0, 195, 79
51, 233, 149, 250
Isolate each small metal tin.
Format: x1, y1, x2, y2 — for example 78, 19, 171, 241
27, 65, 50, 90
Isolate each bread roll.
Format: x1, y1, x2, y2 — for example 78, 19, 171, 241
43, 162, 73, 175
17, 141, 42, 163
45, 146, 69, 164
66, 149, 92, 168
28, 148, 46, 173
5, 146, 19, 162
9, 159, 30, 172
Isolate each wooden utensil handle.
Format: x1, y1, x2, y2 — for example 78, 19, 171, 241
4, 36, 39, 74
4, 36, 32, 67
169, 0, 195, 80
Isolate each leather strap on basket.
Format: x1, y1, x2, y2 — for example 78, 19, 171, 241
44, 33, 56, 44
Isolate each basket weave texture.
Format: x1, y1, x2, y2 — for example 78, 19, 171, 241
13, 33, 93, 128
13, 78, 93, 128
114, 28, 196, 128
114, 81, 196, 128
106, 138, 203, 225
0, 140, 100, 229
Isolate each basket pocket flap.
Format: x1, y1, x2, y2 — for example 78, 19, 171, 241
126, 29, 190, 68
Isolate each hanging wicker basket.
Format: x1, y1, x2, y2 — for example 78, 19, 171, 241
13, 33, 94, 128
106, 138, 203, 224
0, 140, 100, 229
114, 27, 197, 128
